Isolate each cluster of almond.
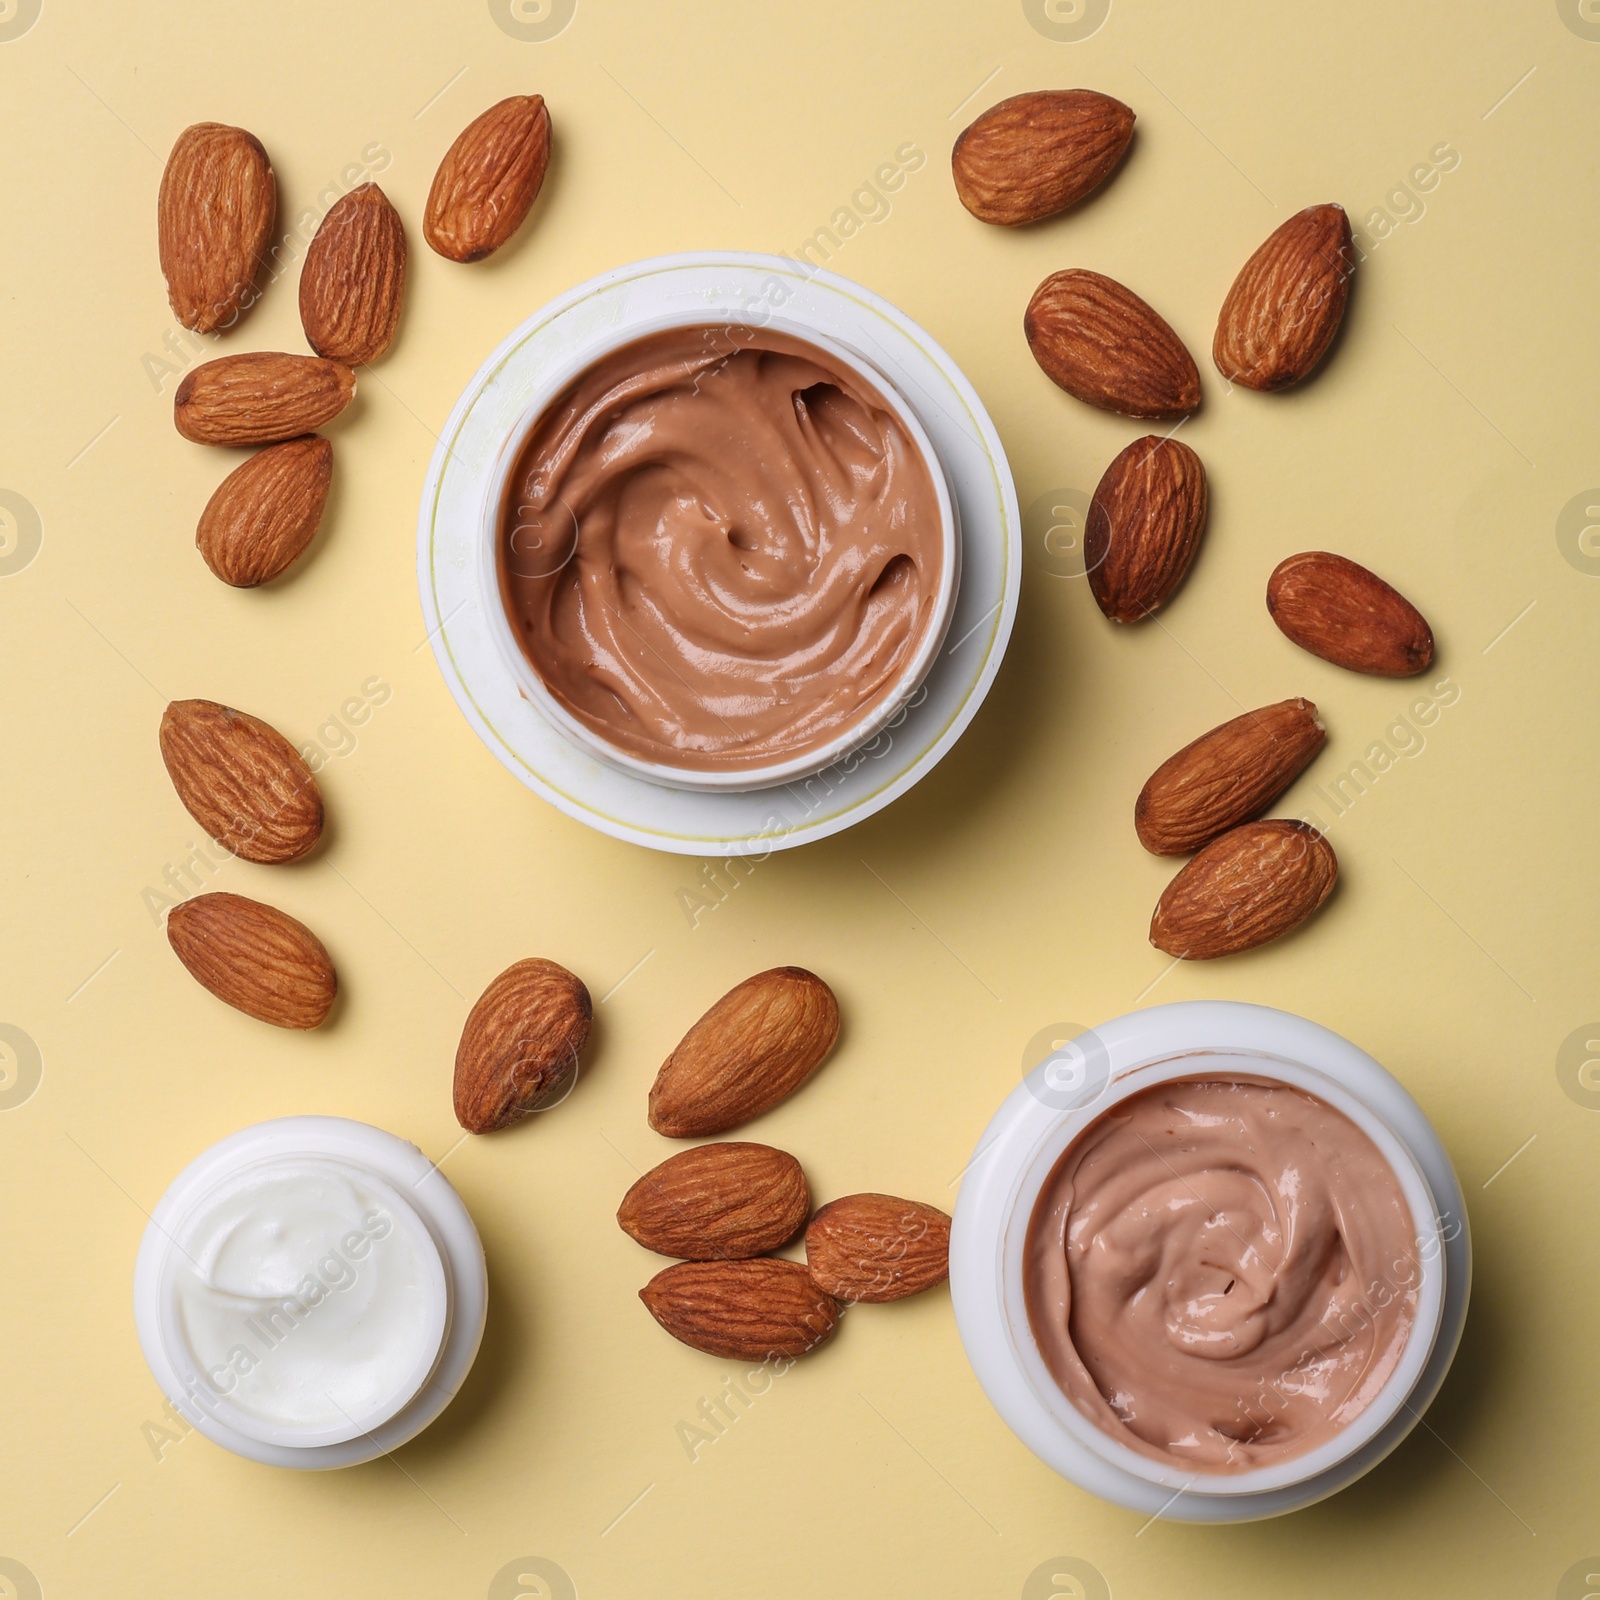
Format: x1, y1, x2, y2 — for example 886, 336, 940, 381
453, 961, 951, 1359
632, 968, 952, 1360
953, 91, 1438, 958
161, 97, 551, 572
152, 96, 553, 1021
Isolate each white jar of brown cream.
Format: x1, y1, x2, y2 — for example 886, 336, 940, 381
949, 1001, 1469, 1521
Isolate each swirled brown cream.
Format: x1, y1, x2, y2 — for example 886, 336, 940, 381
497, 324, 944, 772
1024, 1076, 1418, 1473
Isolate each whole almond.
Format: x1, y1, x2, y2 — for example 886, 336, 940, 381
1136, 699, 1327, 856
648, 967, 840, 1138
159, 698, 323, 864
424, 94, 551, 263
1267, 551, 1434, 676
1086, 435, 1208, 622
298, 184, 407, 365
804, 1194, 952, 1303
618, 1143, 810, 1261
175, 353, 355, 446
158, 122, 276, 335
640, 1258, 841, 1360
167, 891, 336, 1028
952, 90, 1134, 226
1214, 203, 1354, 390
196, 435, 333, 587
1025, 269, 1201, 419
454, 958, 592, 1133
1150, 820, 1337, 960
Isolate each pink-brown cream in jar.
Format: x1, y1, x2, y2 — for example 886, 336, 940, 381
1023, 1076, 1419, 1473
497, 324, 945, 773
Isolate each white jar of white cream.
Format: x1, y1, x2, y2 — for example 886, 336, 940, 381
134, 1117, 487, 1468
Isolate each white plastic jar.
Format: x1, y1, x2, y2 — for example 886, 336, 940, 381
949, 1001, 1470, 1521
417, 251, 1022, 856
133, 1117, 487, 1469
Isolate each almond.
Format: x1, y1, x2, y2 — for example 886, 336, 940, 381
453, 958, 592, 1133
1136, 698, 1327, 856
158, 122, 276, 335
424, 94, 551, 263
804, 1194, 951, 1303
1214, 204, 1354, 391
195, 435, 333, 587
1267, 551, 1434, 676
175, 353, 355, 446
1086, 435, 1208, 622
159, 698, 323, 864
639, 1258, 841, 1360
618, 1143, 809, 1261
1025, 269, 1200, 418
1150, 820, 1337, 960
648, 967, 839, 1138
167, 891, 336, 1028
952, 90, 1134, 226
298, 183, 407, 365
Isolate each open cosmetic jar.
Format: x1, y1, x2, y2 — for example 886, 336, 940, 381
133, 1117, 487, 1469
949, 1001, 1470, 1521
417, 252, 1021, 855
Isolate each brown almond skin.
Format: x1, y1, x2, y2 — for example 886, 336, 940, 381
159, 699, 324, 864
640, 1259, 841, 1360
158, 122, 276, 335
1267, 551, 1434, 677
196, 436, 333, 587
167, 892, 336, 1028
1136, 699, 1326, 856
1086, 436, 1208, 621
175, 353, 355, 446
952, 90, 1134, 226
298, 184, 406, 365
648, 967, 840, 1138
1215, 204, 1354, 391
424, 95, 551, 262
453, 958, 592, 1133
1025, 269, 1201, 419
618, 1143, 810, 1261
1150, 820, 1337, 960
805, 1194, 952, 1303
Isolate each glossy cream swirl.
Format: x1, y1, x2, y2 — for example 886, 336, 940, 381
1024, 1077, 1419, 1472
497, 324, 943, 771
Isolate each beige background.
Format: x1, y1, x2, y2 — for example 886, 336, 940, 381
2, 1, 1596, 1595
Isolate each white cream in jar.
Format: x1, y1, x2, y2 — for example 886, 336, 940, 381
136, 1118, 487, 1468
168, 1158, 446, 1439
